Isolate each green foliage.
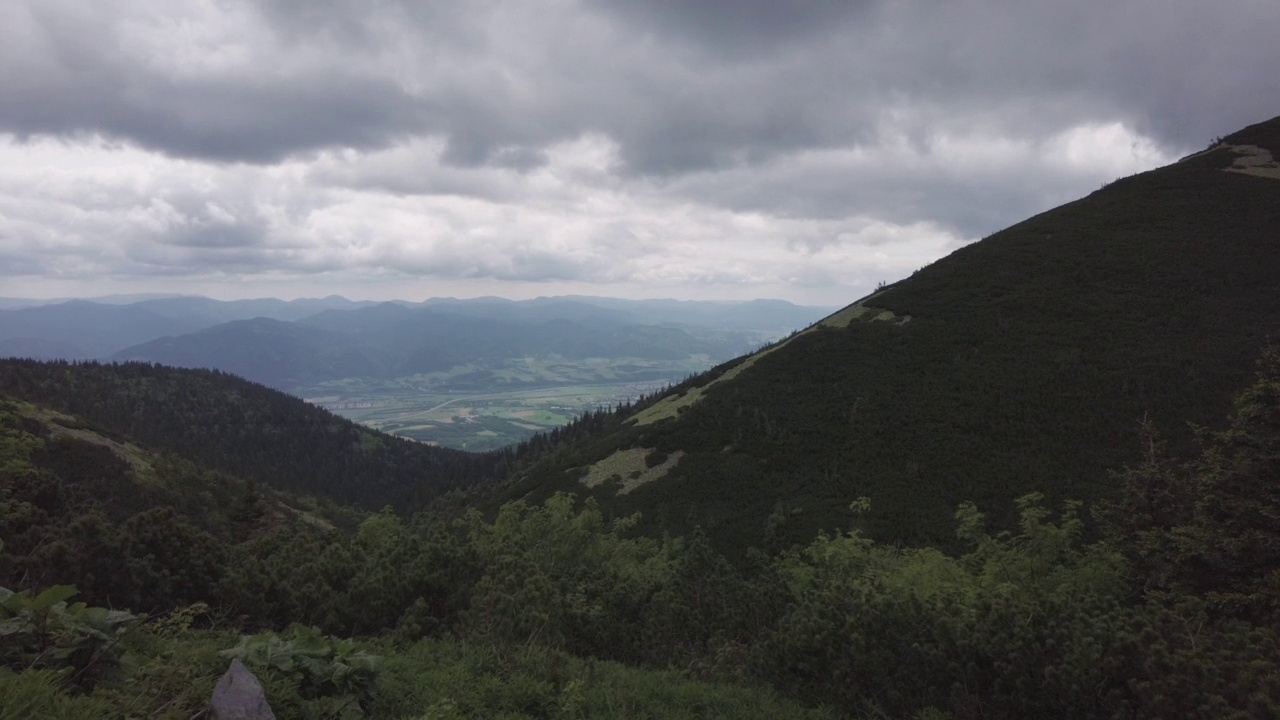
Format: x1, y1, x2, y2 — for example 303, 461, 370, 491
643, 449, 668, 468
758, 495, 1123, 717
222, 624, 383, 718
373, 639, 832, 720
0, 668, 116, 720
0, 584, 142, 689
1100, 344, 1280, 621
0, 399, 358, 617
459, 494, 667, 657
93, 624, 236, 718
219, 509, 479, 637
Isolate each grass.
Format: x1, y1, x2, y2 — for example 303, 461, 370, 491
578, 448, 685, 492
0, 670, 118, 720
2, 629, 835, 720
372, 640, 836, 720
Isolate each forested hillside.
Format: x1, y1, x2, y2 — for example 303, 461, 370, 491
506, 116, 1280, 551
0, 398, 365, 614
3, 349, 1278, 717
0, 360, 505, 510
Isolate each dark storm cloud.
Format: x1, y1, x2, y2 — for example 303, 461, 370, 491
4, 0, 1276, 175
164, 222, 265, 250
0, 2, 425, 163
2, 0, 1279, 300
586, 0, 873, 56
591, 0, 1280, 173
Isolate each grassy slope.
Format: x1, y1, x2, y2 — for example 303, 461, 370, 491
506, 117, 1280, 550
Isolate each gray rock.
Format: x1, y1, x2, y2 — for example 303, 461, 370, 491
211, 659, 276, 720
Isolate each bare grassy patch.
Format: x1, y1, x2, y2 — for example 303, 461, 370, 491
579, 448, 685, 492
1224, 144, 1280, 180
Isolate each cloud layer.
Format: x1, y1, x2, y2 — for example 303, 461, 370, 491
2, 0, 1276, 304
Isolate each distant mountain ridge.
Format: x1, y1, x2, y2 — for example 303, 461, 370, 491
0, 301, 198, 358
0, 295, 378, 359
504, 114, 1280, 552
0, 295, 832, 388
110, 306, 759, 389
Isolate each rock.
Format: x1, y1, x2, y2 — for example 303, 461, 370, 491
211, 659, 276, 720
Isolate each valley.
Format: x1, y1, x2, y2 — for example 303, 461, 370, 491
297, 358, 686, 450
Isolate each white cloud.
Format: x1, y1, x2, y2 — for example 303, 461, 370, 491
0, 0, 1275, 304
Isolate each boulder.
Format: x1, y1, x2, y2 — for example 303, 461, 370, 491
211, 659, 276, 720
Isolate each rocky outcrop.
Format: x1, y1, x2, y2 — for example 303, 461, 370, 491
211, 659, 275, 720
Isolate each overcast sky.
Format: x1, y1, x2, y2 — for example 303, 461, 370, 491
2, 0, 1276, 305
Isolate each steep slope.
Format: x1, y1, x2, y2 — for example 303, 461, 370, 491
507, 116, 1280, 550
0, 360, 505, 510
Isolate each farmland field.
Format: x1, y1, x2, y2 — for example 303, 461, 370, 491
294, 355, 709, 451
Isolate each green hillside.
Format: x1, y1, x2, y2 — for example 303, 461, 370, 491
0, 360, 506, 510
506, 116, 1280, 550
0, 398, 364, 614
0, 395, 834, 718
3, 355, 1278, 717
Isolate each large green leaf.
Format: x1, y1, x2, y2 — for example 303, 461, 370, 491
29, 585, 78, 612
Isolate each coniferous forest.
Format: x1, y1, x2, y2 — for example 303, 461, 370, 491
3, 118, 1280, 718
2, 349, 1279, 718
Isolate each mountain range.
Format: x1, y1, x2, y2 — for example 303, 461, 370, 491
0, 295, 832, 389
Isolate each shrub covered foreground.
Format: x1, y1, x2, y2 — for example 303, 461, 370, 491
3, 349, 1280, 717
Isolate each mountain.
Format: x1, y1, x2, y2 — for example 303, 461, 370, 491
547, 296, 840, 334
0, 359, 506, 510
128, 294, 378, 325
300, 303, 753, 366
110, 317, 384, 388
412, 295, 837, 336
0, 300, 204, 358
504, 115, 1280, 551
0, 295, 378, 360
110, 302, 775, 388
1, 293, 830, 386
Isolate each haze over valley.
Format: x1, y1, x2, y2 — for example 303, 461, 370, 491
0, 293, 832, 449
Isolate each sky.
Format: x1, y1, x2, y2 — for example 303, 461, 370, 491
1, 1, 1277, 306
